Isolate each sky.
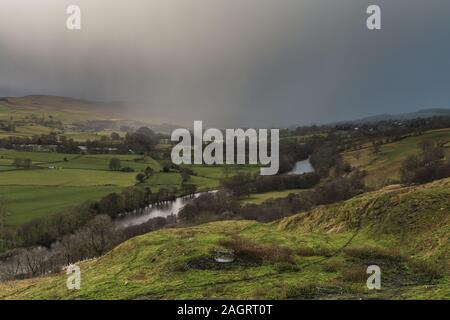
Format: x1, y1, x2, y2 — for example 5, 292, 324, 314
1, 0, 450, 127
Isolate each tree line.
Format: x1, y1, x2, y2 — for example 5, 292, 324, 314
221, 172, 320, 198
179, 169, 366, 224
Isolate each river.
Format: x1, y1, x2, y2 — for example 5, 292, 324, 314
115, 191, 216, 228
288, 157, 315, 175
116, 159, 314, 228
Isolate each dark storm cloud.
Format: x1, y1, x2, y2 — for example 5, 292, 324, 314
1, 0, 450, 127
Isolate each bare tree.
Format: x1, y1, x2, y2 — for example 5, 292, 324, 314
81, 215, 116, 256
0, 250, 25, 281
22, 247, 49, 277
60, 233, 92, 265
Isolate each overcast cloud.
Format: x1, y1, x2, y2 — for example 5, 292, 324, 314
1, 0, 450, 127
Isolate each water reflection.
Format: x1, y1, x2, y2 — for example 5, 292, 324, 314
115, 191, 215, 228
288, 158, 315, 175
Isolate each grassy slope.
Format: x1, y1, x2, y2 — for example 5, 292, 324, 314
1, 178, 448, 300
343, 128, 450, 187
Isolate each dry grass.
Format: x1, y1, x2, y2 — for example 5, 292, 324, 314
219, 236, 294, 264
344, 246, 403, 262
341, 266, 367, 283
297, 247, 335, 257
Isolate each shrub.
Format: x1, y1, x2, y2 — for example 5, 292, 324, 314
408, 260, 444, 281
341, 266, 367, 283
219, 236, 294, 264
136, 173, 146, 183
108, 158, 121, 171
344, 246, 402, 262
98, 192, 125, 218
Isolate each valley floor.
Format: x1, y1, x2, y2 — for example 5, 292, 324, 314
0, 148, 258, 225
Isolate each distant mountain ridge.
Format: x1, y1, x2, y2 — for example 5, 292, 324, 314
2, 95, 450, 128
343, 108, 450, 124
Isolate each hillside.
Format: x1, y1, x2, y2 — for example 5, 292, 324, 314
0, 95, 178, 134
0, 95, 118, 122
343, 128, 450, 187
1, 178, 449, 300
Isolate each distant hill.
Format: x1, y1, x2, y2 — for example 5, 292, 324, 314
0, 95, 180, 133
345, 108, 450, 124
0, 95, 125, 118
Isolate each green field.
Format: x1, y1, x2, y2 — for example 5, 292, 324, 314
53, 155, 161, 172
0, 169, 138, 187
0, 150, 79, 163
63, 130, 126, 142
1, 178, 448, 299
343, 128, 450, 187
0, 150, 163, 225
185, 164, 260, 180
0, 124, 55, 139
184, 165, 260, 192
0, 186, 122, 226
0, 148, 256, 225
146, 172, 182, 189
188, 175, 221, 191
